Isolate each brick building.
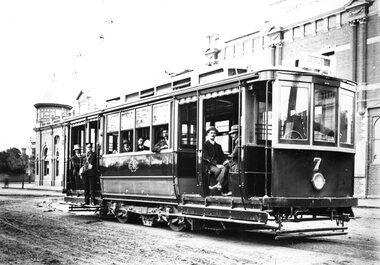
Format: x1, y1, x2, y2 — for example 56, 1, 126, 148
211, 0, 379, 197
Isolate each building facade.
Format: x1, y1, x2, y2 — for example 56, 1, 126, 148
34, 103, 72, 187
213, 0, 379, 197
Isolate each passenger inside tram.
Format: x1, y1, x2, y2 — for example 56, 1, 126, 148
137, 138, 150, 151
121, 139, 132, 152
152, 128, 169, 153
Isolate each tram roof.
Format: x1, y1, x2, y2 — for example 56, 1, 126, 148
63, 66, 356, 124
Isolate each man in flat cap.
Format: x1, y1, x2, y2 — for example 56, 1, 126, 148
228, 124, 240, 173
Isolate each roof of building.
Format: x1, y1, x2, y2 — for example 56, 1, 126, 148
34, 103, 73, 109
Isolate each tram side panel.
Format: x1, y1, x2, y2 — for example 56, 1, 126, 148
271, 149, 354, 198
176, 150, 198, 195
244, 145, 272, 197
100, 152, 176, 197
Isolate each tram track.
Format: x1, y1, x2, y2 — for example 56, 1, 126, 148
0, 215, 116, 265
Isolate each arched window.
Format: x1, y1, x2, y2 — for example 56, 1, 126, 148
36, 155, 39, 175
43, 148, 49, 176
56, 150, 59, 176
54, 136, 60, 177
373, 117, 380, 164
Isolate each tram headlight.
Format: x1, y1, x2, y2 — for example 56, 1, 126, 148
311, 172, 326, 190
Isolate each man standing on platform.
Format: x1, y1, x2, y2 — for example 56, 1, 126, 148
70, 144, 82, 194
81, 143, 97, 206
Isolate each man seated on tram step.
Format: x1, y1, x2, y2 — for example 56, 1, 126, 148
152, 128, 169, 153
203, 126, 231, 196
228, 124, 240, 173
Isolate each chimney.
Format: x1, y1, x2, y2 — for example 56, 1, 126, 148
205, 34, 221, 65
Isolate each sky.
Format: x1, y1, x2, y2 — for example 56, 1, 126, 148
0, 0, 343, 152
0, 0, 272, 152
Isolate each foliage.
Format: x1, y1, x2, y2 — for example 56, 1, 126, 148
0, 148, 29, 174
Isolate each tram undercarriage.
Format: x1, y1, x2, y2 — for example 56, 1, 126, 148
65, 193, 357, 240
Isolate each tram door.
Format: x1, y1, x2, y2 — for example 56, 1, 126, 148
68, 124, 85, 191
244, 82, 272, 197
177, 101, 199, 194
201, 92, 239, 196
68, 119, 100, 193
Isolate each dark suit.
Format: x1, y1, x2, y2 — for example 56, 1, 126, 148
81, 151, 97, 205
70, 154, 82, 190
137, 145, 149, 151
152, 138, 168, 153
229, 137, 240, 172
203, 140, 228, 188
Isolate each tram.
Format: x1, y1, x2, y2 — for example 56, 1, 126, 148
64, 65, 357, 238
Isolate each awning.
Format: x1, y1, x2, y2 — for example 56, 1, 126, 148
70, 116, 98, 127
70, 120, 85, 127
178, 95, 198, 105
201, 87, 240, 99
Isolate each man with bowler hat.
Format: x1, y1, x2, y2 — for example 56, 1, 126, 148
203, 126, 230, 195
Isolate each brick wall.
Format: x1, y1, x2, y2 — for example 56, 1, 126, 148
367, 165, 380, 197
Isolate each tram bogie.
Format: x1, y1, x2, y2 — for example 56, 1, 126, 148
64, 67, 357, 238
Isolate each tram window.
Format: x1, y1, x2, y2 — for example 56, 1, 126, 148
215, 120, 230, 151
106, 133, 118, 154
279, 86, 308, 141
179, 102, 197, 149
314, 85, 337, 143
120, 130, 133, 152
339, 90, 354, 146
106, 113, 120, 154
136, 127, 150, 150
152, 102, 171, 149
136, 106, 151, 150
204, 94, 238, 151
121, 110, 134, 152
257, 99, 272, 142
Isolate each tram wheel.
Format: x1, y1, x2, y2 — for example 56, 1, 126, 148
115, 208, 129, 223
168, 216, 188, 232
98, 205, 109, 219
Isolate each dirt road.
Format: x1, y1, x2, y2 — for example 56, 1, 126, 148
0, 193, 379, 265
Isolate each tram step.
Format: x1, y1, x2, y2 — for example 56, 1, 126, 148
178, 203, 268, 223
274, 226, 348, 240
181, 195, 262, 209
69, 205, 100, 212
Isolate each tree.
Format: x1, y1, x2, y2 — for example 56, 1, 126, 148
0, 151, 10, 173
3, 148, 28, 174
28, 153, 36, 175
